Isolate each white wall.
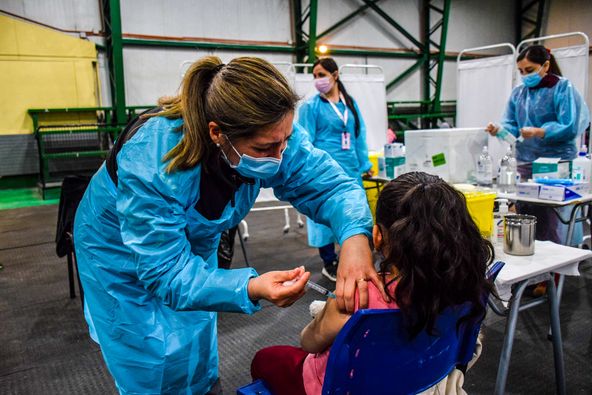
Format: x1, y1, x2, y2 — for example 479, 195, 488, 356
121, 0, 292, 42
1, 0, 102, 32
123, 47, 293, 106
4, 0, 516, 105
544, 0, 592, 100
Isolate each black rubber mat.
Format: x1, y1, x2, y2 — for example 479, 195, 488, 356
1, 204, 592, 394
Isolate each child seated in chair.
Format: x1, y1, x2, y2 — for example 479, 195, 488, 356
250, 172, 495, 395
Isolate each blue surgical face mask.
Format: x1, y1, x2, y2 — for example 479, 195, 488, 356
521, 66, 543, 88
221, 136, 284, 179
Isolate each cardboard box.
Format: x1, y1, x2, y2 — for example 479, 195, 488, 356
516, 182, 541, 198
532, 158, 571, 179
538, 183, 587, 202
385, 156, 405, 179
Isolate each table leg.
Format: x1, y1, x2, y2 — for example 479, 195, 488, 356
555, 273, 565, 305
547, 277, 566, 395
495, 280, 529, 395
564, 204, 580, 246
547, 273, 566, 341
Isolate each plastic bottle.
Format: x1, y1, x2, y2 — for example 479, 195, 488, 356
493, 199, 509, 246
507, 147, 519, 191
571, 145, 591, 183
496, 127, 517, 145
493, 123, 524, 144
497, 147, 517, 193
476, 146, 493, 187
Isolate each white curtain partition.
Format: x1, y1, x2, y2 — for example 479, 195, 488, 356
294, 72, 317, 122
550, 45, 589, 101
547, 45, 590, 148
339, 72, 388, 152
457, 50, 516, 170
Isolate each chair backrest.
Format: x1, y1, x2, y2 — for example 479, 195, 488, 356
322, 261, 505, 395
322, 304, 477, 395
55, 175, 91, 257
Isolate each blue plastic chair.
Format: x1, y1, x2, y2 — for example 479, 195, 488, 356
238, 262, 505, 395
237, 379, 272, 395
321, 305, 475, 395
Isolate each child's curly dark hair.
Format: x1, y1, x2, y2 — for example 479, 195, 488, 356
375, 172, 495, 337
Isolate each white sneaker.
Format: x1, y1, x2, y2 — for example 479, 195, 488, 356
322, 261, 338, 282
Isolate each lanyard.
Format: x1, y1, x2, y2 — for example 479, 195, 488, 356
326, 93, 349, 128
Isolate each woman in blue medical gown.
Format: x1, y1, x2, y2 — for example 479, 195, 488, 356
298, 57, 373, 282
487, 45, 590, 244
74, 56, 385, 394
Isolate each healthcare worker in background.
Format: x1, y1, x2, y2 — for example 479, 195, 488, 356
486, 45, 590, 244
298, 57, 373, 282
74, 56, 385, 395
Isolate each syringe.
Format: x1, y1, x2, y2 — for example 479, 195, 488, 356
306, 280, 336, 298
282, 278, 336, 298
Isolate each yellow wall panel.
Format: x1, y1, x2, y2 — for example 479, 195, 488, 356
0, 15, 99, 135
74, 60, 99, 105
0, 14, 96, 58
0, 16, 19, 55
0, 59, 98, 134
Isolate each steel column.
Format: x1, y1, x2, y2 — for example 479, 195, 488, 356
292, 0, 306, 64
516, 0, 547, 44
420, 0, 432, 127
103, 0, 127, 124
307, 0, 318, 63
420, 0, 451, 127
431, 0, 451, 114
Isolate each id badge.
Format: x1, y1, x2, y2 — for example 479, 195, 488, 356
341, 132, 351, 150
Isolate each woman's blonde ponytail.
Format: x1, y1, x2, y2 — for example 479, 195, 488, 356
148, 56, 298, 173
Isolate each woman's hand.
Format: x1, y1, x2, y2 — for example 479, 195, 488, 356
248, 266, 310, 307
364, 170, 374, 178
335, 235, 388, 313
485, 122, 499, 136
520, 126, 545, 139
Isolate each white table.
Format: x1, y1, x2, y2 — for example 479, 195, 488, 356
497, 191, 592, 246
491, 241, 592, 395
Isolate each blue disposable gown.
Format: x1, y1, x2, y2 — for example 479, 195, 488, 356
501, 77, 590, 163
73, 116, 372, 394
298, 94, 373, 247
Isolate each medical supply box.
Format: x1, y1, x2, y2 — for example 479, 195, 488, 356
532, 158, 571, 179
538, 183, 587, 202
516, 182, 541, 199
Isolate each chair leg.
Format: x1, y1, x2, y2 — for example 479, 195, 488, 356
67, 252, 76, 299
73, 252, 84, 306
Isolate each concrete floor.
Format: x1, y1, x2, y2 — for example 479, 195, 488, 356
1, 203, 591, 394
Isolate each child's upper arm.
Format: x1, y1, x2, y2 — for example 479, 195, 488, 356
300, 298, 351, 354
